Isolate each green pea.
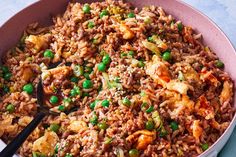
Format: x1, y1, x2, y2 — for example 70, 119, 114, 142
122, 98, 131, 107
100, 10, 109, 18
43, 50, 54, 58
90, 101, 96, 110
1, 66, 9, 73
97, 62, 106, 72
83, 79, 93, 89
3, 85, 9, 93
84, 72, 90, 79
32, 152, 46, 157
50, 95, 59, 104
127, 12, 135, 18
159, 128, 168, 137
101, 99, 110, 107
82, 92, 89, 97
170, 121, 179, 131
90, 114, 98, 125
129, 149, 139, 157
63, 98, 72, 103
49, 123, 60, 133
177, 22, 183, 32
83, 4, 91, 14
138, 61, 145, 67
6, 104, 15, 113
85, 66, 93, 73
70, 76, 79, 83
201, 143, 209, 151
145, 120, 154, 130
3, 73, 12, 80
146, 105, 154, 113
23, 83, 34, 94
70, 87, 81, 97
58, 105, 65, 111
102, 54, 111, 65
148, 36, 154, 42
65, 153, 73, 157
215, 60, 224, 68
98, 122, 108, 130
128, 51, 134, 57
162, 51, 172, 61
88, 21, 95, 28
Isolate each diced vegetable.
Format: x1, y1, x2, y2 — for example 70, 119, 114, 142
102, 99, 110, 108
162, 51, 171, 61
98, 62, 106, 72
32, 152, 46, 157
128, 51, 134, 57
100, 10, 109, 18
119, 24, 134, 39
90, 114, 98, 125
88, 21, 95, 28
70, 76, 79, 83
170, 121, 178, 131
49, 124, 60, 133
85, 66, 93, 73
70, 86, 81, 97
178, 71, 185, 81
6, 104, 15, 113
58, 105, 65, 111
151, 35, 168, 51
129, 149, 139, 157
102, 54, 111, 65
152, 111, 162, 129
127, 12, 135, 18
90, 100, 99, 110
43, 50, 54, 58
83, 79, 93, 89
145, 120, 154, 130
3, 73, 12, 80
65, 153, 73, 157
23, 83, 34, 94
1, 66, 9, 73
84, 72, 90, 79
159, 127, 168, 137
83, 4, 91, 14
49, 96, 59, 105
104, 137, 113, 144
201, 143, 209, 151
177, 22, 183, 32
142, 41, 160, 56
146, 105, 154, 113
72, 65, 84, 77
138, 61, 145, 68
98, 122, 108, 130
215, 60, 224, 68
122, 98, 131, 107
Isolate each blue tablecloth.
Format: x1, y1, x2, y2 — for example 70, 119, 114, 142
0, 0, 235, 156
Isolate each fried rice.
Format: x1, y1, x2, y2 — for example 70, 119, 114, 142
0, 0, 234, 157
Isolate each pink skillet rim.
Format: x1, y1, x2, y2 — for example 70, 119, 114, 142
0, 0, 236, 157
